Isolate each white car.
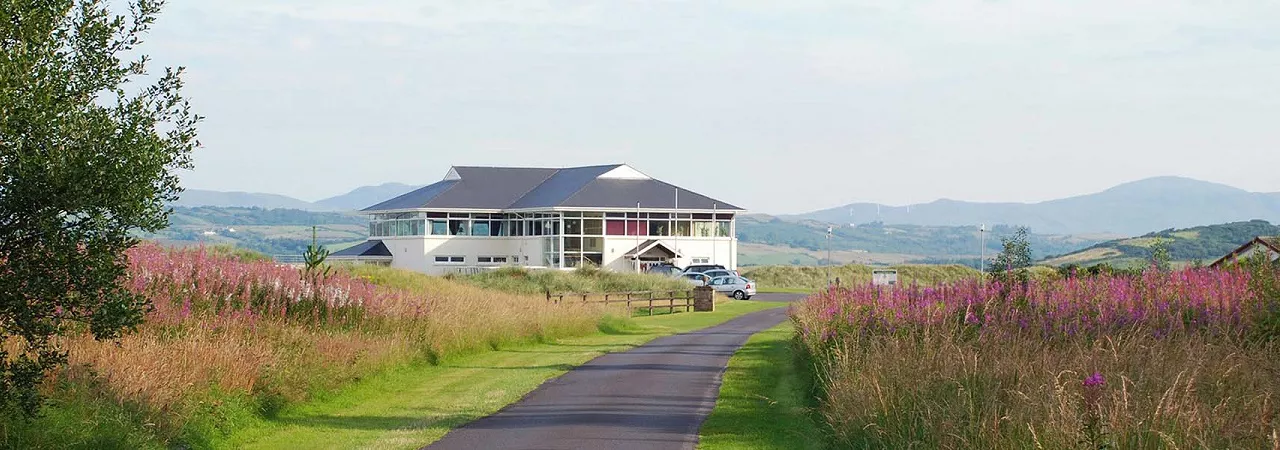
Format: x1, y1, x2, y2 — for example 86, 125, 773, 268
707, 276, 756, 300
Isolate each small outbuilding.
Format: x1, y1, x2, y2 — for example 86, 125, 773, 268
1209, 236, 1280, 268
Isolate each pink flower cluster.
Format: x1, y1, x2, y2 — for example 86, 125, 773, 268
125, 244, 411, 325
795, 268, 1270, 342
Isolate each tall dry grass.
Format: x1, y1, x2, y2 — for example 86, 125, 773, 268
49, 244, 612, 444
792, 268, 1280, 449
741, 264, 980, 290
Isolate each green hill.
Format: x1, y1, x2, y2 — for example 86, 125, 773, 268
1041, 219, 1280, 268
737, 214, 1110, 266
140, 206, 368, 255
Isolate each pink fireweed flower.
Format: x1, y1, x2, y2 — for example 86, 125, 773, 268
1084, 372, 1105, 388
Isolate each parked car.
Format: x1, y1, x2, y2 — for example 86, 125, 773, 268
644, 263, 683, 277
680, 272, 711, 286
699, 269, 737, 280
707, 276, 756, 300
681, 264, 726, 274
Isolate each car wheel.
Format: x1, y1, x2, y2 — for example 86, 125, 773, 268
733, 290, 746, 300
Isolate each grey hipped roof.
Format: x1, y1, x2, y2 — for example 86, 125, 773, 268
329, 240, 392, 258
363, 164, 743, 212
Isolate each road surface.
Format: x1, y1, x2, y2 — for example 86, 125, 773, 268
425, 293, 805, 450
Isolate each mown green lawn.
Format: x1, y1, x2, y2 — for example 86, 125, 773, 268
699, 322, 828, 450
224, 300, 787, 450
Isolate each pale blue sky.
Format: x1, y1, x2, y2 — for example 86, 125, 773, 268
143, 1, 1280, 214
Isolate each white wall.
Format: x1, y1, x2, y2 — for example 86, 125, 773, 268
602, 236, 737, 272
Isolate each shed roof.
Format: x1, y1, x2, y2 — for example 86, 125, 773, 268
1209, 236, 1280, 268
329, 240, 392, 258
363, 164, 743, 212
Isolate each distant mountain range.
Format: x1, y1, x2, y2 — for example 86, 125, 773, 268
173, 183, 422, 212
788, 177, 1280, 235
1042, 220, 1280, 269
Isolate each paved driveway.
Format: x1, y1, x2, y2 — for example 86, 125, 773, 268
424, 294, 808, 450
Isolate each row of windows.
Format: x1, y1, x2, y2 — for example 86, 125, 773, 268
433, 255, 520, 265
433, 253, 713, 268
375, 211, 735, 221
372, 218, 732, 238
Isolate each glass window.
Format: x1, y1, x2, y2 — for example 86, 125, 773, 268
583, 219, 603, 235
564, 219, 582, 235
473, 221, 490, 236
648, 220, 668, 236
564, 254, 583, 268
431, 220, 448, 235
450, 220, 470, 236
564, 237, 582, 252
396, 220, 410, 236
583, 211, 604, 217
716, 221, 731, 237
676, 221, 692, 237
583, 237, 603, 252
694, 221, 715, 237
434, 255, 465, 264
369, 223, 375, 236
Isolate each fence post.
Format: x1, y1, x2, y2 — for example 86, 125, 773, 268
693, 286, 715, 312
648, 291, 654, 316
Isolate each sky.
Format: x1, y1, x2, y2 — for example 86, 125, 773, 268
139, 1, 1280, 214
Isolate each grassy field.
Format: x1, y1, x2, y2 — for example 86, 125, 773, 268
450, 266, 692, 296
1, 248, 612, 449
792, 268, 1280, 448
699, 322, 828, 450
740, 264, 980, 290
223, 300, 787, 449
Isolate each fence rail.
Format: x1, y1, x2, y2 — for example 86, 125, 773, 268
546, 290, 696, 316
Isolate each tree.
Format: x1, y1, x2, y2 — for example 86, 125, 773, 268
1150, 238, 1172, 272
302, 225, 331, 281
990, 226, 1033, 287
0, 0, 199, 416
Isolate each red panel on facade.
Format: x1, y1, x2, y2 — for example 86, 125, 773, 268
606, 220, 627, 235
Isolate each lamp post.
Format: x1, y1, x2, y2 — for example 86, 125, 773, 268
979, 224, 986, 279
826, 226, 833, 286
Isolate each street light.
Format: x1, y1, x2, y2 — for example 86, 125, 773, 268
826, 226, 833, 286
979, 224, 986, 278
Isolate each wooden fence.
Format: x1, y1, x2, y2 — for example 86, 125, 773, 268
546, 290, 695, 315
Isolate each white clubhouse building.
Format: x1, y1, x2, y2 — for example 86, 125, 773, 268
331, 164, 743, 275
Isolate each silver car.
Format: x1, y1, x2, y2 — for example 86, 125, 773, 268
681, 272, 711, 286
699, 269, 737, 280
707, 276, 756, 300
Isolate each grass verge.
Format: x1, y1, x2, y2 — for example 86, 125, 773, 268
698, 322, 828, 450
224, 300, 787, 449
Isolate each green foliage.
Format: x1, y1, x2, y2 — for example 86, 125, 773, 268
1243, 251, 1280, 344
1150, 237, 1172, 272
1052, 220, 1280, 267
989, 227, 1032, 288
740, 264, 980, 290
452, 267, 690, 295
0, 0, 198, 416
301, 226, 330, 280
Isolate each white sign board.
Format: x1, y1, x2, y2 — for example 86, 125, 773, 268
872, 269, 898, 286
